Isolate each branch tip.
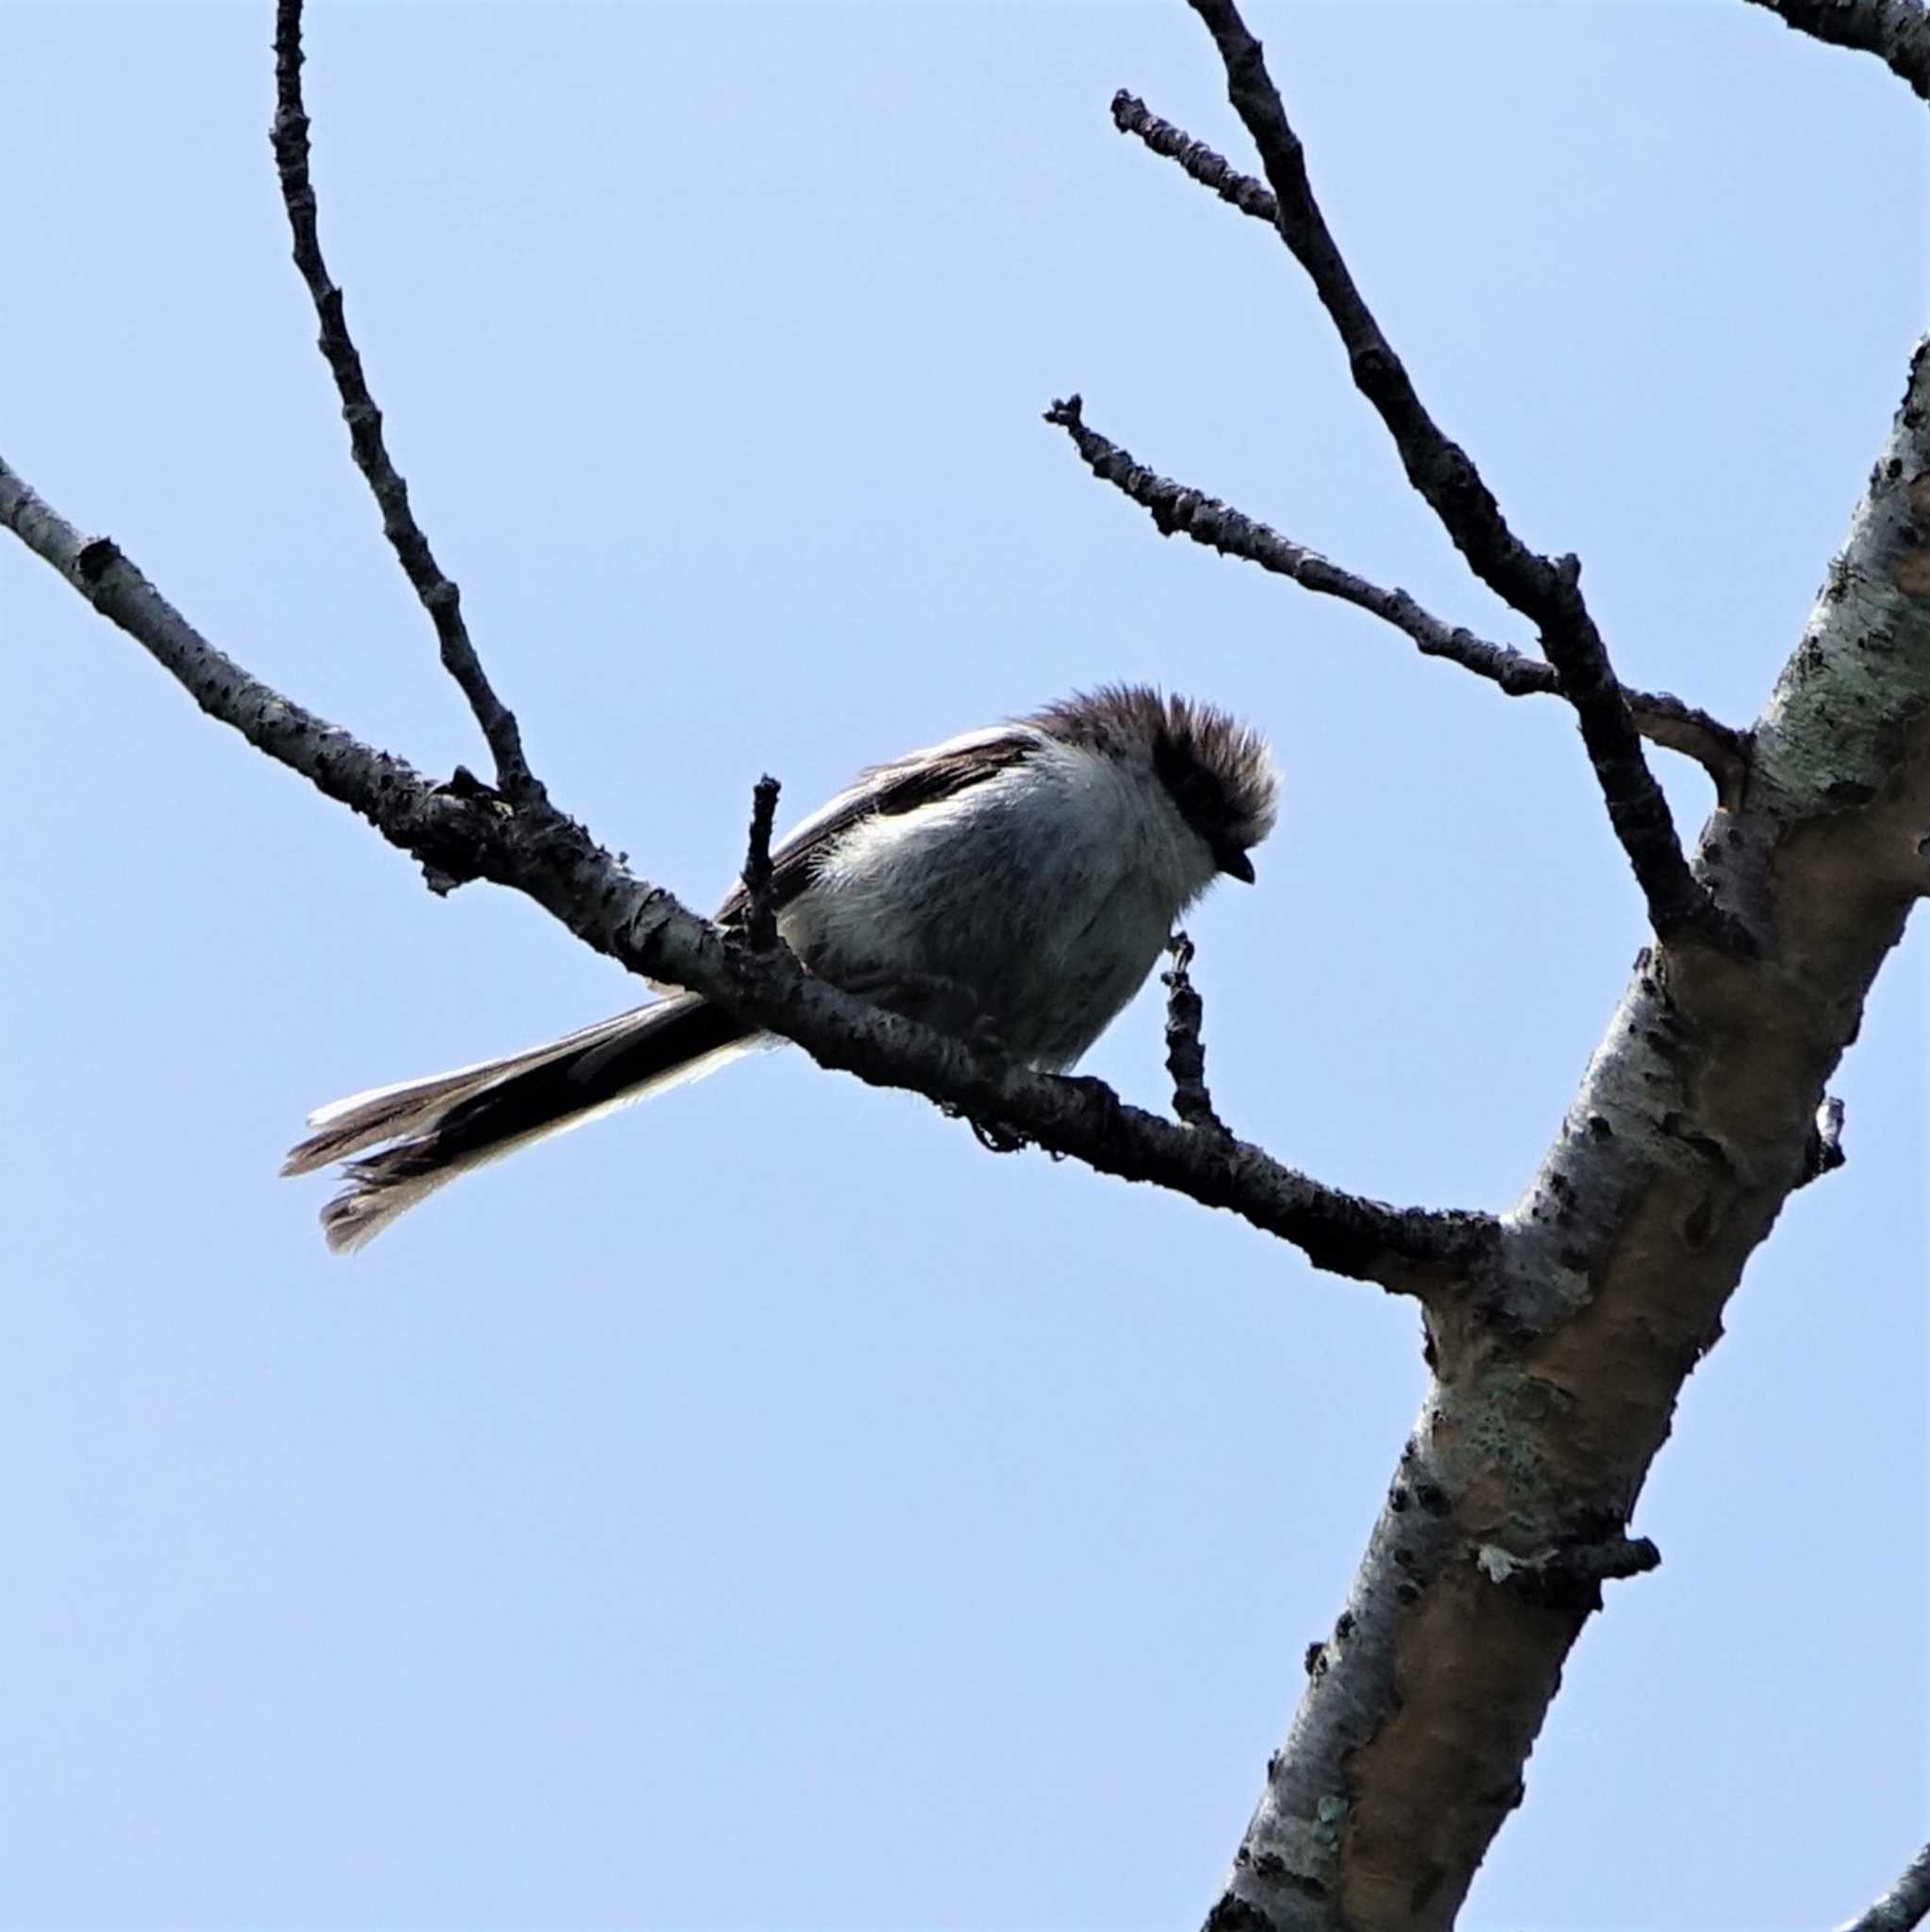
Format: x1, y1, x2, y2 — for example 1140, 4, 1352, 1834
740, 774, 783, 951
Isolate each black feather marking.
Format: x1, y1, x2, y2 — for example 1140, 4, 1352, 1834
713, 730, 1040, 927
1031, 684, 1279, 863
351, 1000, 753, 1185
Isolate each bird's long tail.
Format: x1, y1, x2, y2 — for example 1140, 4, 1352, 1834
282, 995, 762, 1253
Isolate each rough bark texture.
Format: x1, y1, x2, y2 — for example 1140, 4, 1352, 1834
1206, 343, 1930, 1931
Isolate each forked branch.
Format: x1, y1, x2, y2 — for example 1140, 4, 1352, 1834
1125, 23, 1746, 950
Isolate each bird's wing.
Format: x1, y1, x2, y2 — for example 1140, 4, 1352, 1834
711, 724, 1042, 926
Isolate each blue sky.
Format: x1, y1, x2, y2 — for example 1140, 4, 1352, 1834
4, 4, 1924, 1927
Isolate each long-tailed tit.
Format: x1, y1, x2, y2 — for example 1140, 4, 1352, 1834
285, 685, 1279, 1250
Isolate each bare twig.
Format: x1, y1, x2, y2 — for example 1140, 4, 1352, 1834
740, 774, 783, 951
1162, 932, 1227, 1135
1836, 1843, 1930, 1932
0, 451, 1498, 1296
1044, 393, 1751, 806
1113, 88, 1281, 224
1742, 0, 1930, 102
269, 0, 539, 799
1131, 28, 1744, 952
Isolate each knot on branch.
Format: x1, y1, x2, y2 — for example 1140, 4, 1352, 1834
1476, 1530, 1660, 1611
1798, 1094, 1848, 1187
75, 535, 122, 588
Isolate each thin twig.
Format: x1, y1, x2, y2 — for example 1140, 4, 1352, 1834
0, 450, 1501, 1295
1113, 89, 1282, 224
1836, 1842, 1930, 1932
740, 774, 782, 951
269, 0, 540, 800
1741, 0, 1930, 102
1044, 394, 1750, 805
1128, 33, 1745, 953
1162, 932, 1227, 1135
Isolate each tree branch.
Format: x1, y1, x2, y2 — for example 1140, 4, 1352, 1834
269, 0, 539, 799
1741, 0, 1930, 101
1125, 37, 1741, 950
1836, 1842, 1930, 1932
1044, 392, 1751, 807
0, 450, 1493, 1297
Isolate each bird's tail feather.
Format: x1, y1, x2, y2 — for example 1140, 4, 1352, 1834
282, 995, 762, 1253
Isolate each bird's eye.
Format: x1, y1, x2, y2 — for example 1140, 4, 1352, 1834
1182, 770, 1223, 823
1154, 737, 1229, 833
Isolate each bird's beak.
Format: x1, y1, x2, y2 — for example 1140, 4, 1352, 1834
1215, 844, 1256, 885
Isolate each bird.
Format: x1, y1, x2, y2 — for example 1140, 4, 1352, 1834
283, 684, 1279, 1250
